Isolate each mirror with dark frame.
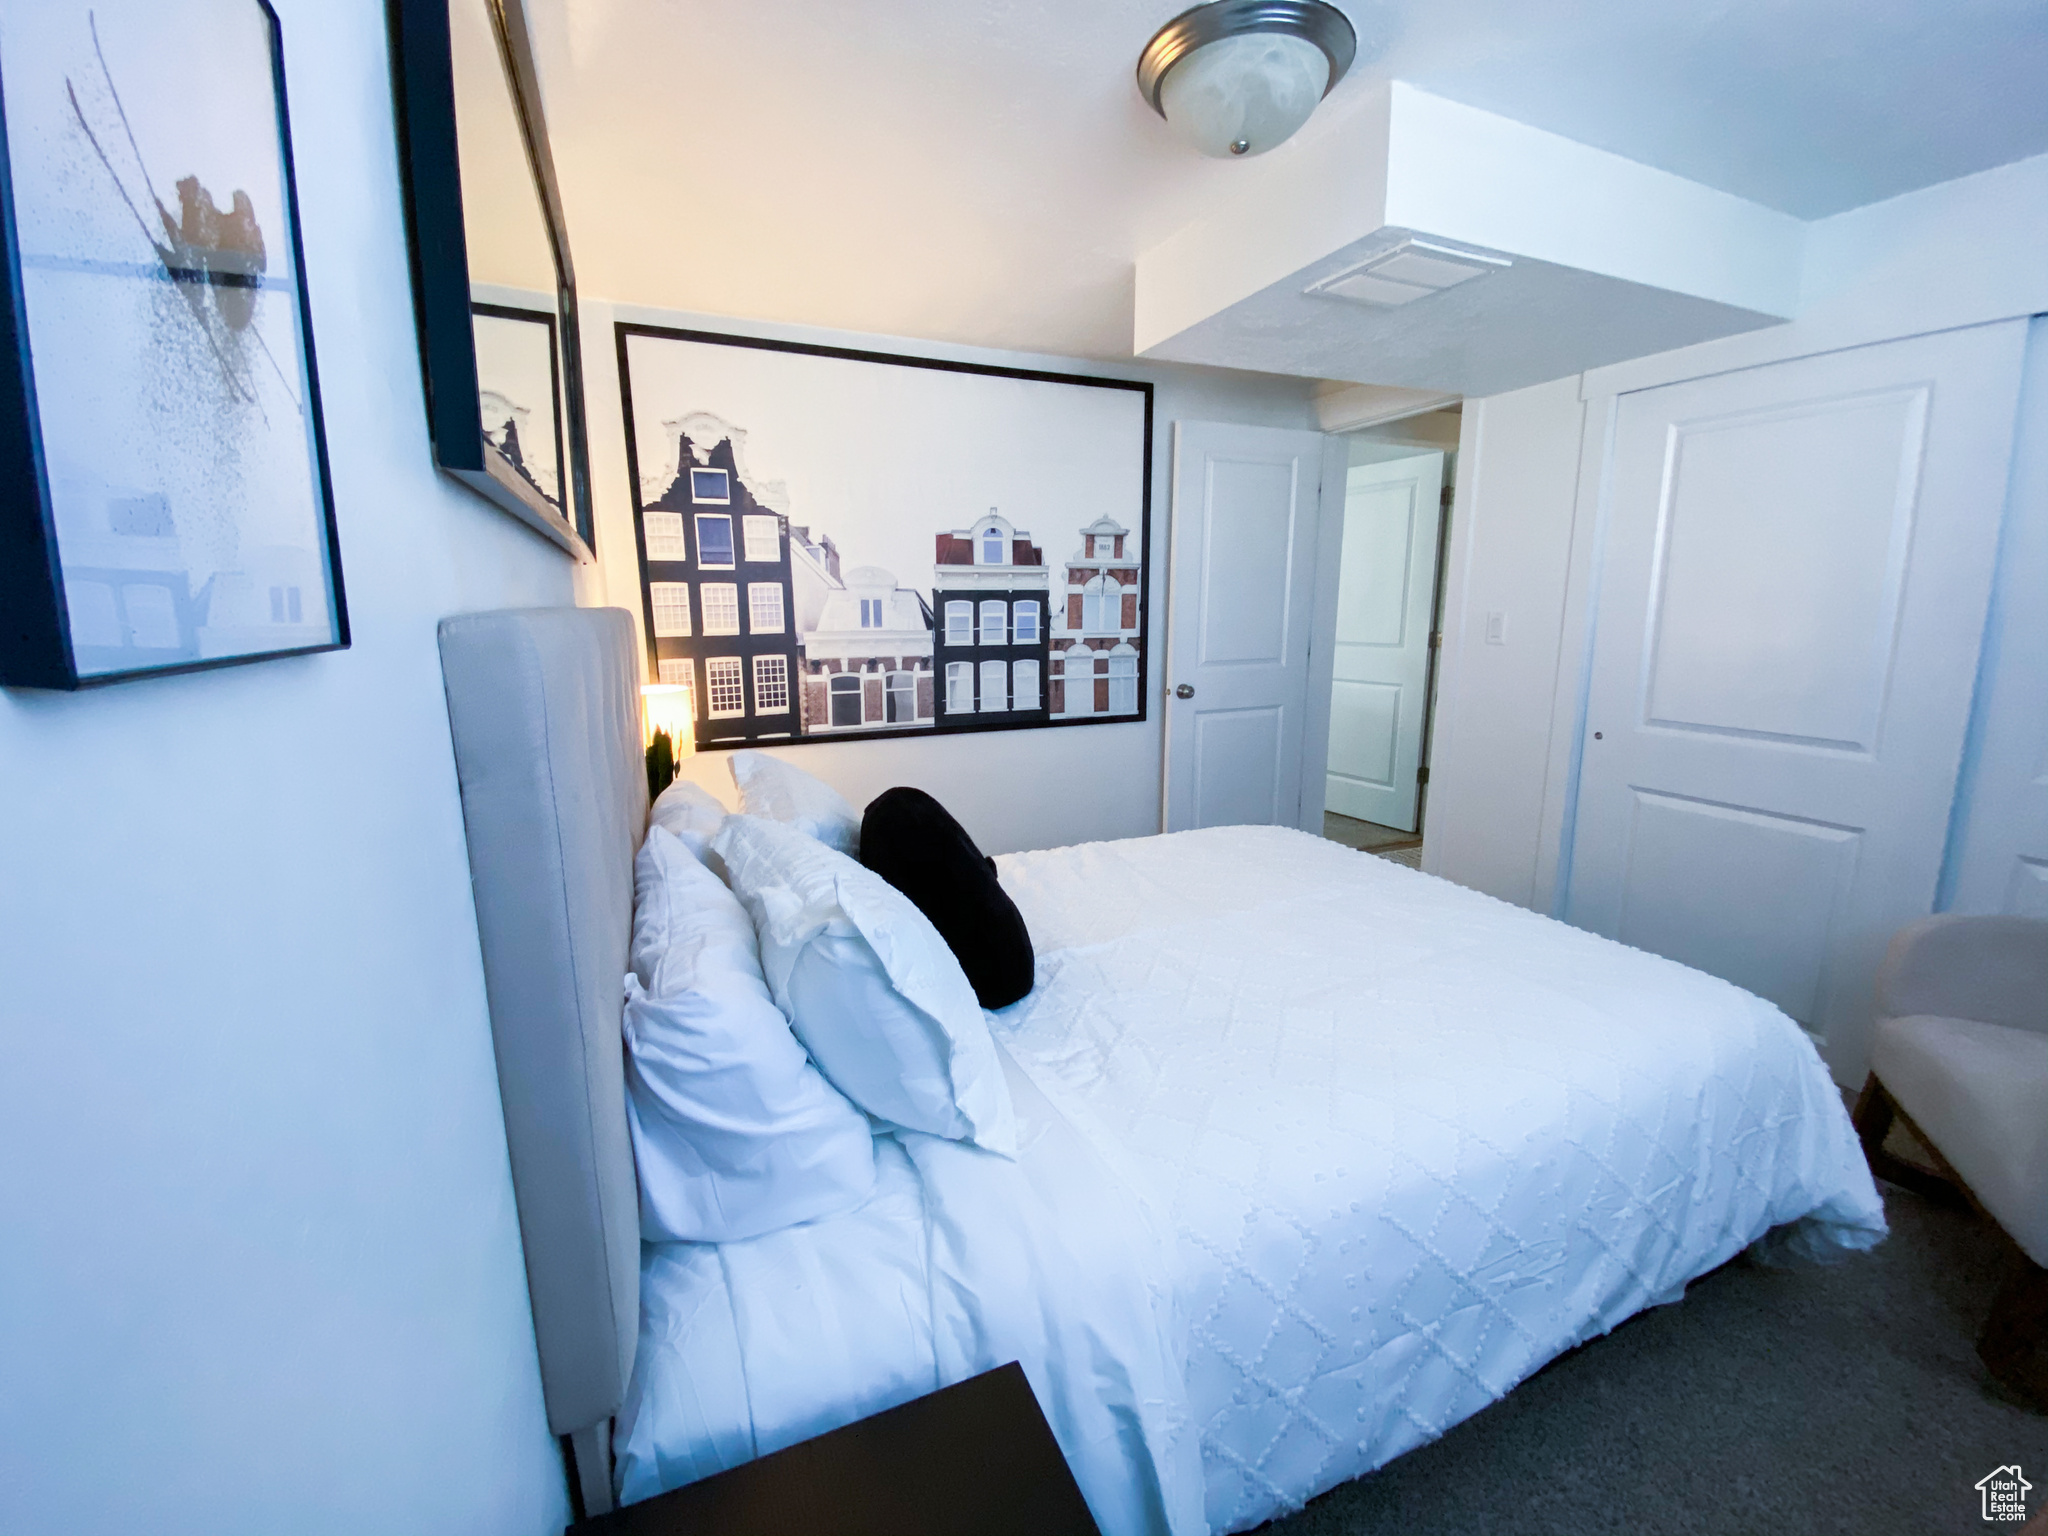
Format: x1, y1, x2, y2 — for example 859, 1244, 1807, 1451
389, 0, 593, 557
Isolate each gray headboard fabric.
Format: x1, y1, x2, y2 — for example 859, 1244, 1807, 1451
438, 606, 646, 1516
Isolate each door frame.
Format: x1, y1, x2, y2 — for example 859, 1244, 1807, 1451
1414, 470, 1457, 831
1529, 392, 1617, 915
1296, 432, 1354, 832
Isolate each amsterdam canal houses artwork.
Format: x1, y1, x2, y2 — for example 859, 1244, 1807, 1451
1051, 515, 1143, 717
636, 414, 802, 744
618, 325, 1150, 750
934, 513, 1050, 725
802, 564, 936, 734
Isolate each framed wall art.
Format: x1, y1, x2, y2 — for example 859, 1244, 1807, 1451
0, 0, 345, 690
388, 0, 594, 557
617, 324, 1153, 752
471, 299, 563, 514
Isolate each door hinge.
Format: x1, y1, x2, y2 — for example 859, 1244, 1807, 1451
1440, 485, 1455, 507
1417, 765, 1430, 785
1428, 631, 1442, 650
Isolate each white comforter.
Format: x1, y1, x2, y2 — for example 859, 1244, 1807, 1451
615, 826, 1885, 1535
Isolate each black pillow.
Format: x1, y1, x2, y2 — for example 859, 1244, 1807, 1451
860, 787, 1034, 1009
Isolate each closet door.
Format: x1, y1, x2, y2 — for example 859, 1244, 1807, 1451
1565, 323, 2027, 1083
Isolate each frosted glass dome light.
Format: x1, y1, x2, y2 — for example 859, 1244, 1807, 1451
1138, 1, 1356, 160
1159, 32, 1329, 158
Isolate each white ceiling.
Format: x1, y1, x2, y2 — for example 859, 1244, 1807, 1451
530, 0, 2048, 362
1367, 0, 2048, 220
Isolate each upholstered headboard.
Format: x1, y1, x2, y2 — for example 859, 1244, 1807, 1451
438, 606, 646, 1517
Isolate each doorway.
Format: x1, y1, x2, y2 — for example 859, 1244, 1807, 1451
1319, 409, 1458, 867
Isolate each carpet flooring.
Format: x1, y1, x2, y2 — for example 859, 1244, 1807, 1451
1255, 1180, 2048, 1535
1322, 813, 1424, 868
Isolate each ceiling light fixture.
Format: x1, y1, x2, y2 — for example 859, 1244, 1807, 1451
1137, 0, 1356, 159
1308, 240, 1513, 307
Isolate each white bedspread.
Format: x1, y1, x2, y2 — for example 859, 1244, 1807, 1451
614, 1045, 1206, 1536
615, 826, 1885, 1535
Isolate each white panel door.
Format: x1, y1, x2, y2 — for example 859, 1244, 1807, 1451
1326, 451, 1444, 831
1565, 323, 2027, 1083
1949, 318, 2048, 918
1164, 421, 1328, 833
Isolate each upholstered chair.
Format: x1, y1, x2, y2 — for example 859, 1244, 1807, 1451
1854, 914, 2048, 1407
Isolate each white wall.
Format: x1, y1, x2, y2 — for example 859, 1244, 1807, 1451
579, 299, 1318, 856
1425, 151, 2048, 915
0, 6, 574, 1533
1581, 152, 2048, 395
1347, 407, 1463, 459
1421, 377, 1586, 905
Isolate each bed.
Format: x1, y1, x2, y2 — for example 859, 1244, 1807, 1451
439, 608, 1886, 1535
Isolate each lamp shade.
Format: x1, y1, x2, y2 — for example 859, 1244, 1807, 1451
1158, 30, 1330, 157
641, 683, 695, 752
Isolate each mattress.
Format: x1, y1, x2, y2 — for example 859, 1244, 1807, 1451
615, 825, 1885, 1535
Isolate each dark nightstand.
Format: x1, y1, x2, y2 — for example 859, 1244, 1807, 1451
571, 1361, 1101, 1536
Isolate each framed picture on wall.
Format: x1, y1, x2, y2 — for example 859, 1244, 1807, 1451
0, 0, 346, 690
472, 301, 564, 516
388, 0, 596, 559
616, 323, 1153, 752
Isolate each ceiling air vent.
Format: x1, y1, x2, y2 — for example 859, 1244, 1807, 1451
1308, 240, 1512, 307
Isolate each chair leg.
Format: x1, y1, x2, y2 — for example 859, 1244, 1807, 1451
1980, 1257, 2048, 1413
1850, 1074, 1971, 1207
1852, 1073, 1893, 1159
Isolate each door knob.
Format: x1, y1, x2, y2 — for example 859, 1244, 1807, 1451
1175, 683, 1195, 699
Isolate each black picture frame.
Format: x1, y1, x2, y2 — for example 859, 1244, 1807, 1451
387, 0, 594, 558
471, 300, 566, 518
0, 0, 347, 691
616, 322, 1155, 752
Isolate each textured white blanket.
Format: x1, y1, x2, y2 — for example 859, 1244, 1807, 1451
616, 826, 1885, 1535
992, 826, 1886, 1532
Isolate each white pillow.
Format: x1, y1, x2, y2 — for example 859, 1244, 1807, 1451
712, 815, 1016, 1155
623, 826, 877, 1242
728, 750, 861, 856
647, 776, 727, 861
